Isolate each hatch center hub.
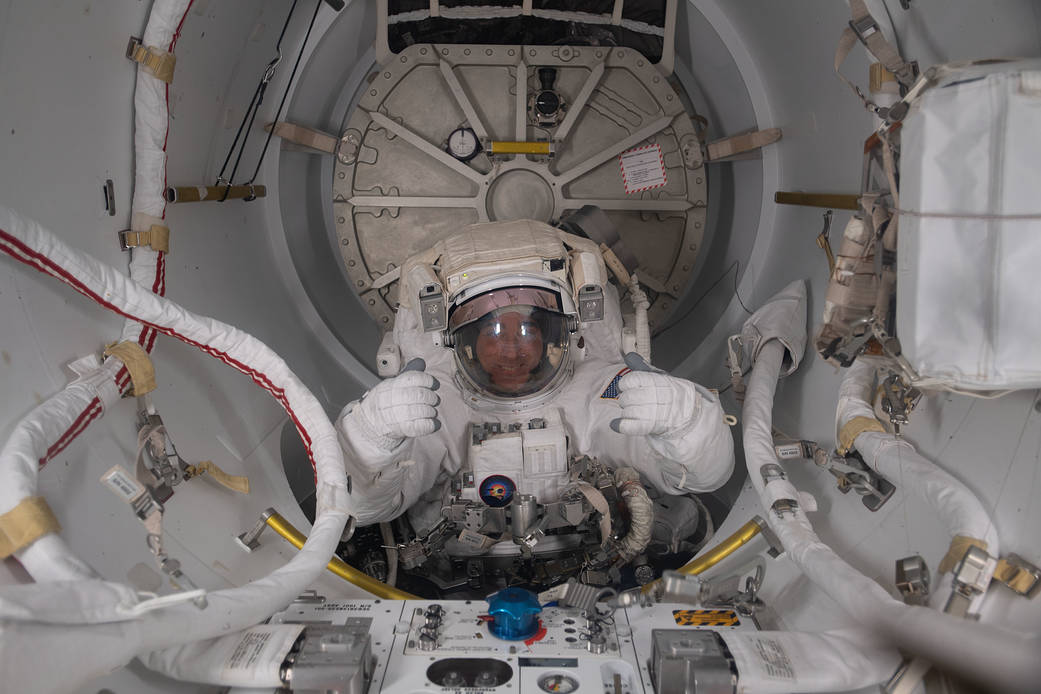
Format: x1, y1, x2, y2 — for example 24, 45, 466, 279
486, 169, 554, 222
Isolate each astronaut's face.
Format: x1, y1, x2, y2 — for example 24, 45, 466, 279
474, 310, 544, 392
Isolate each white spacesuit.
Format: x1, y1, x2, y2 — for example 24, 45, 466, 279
336, 219, 734, 564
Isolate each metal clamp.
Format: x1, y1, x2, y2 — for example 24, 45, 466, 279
823, 451, 895, 512
418, 283, 446, 332
879, 373, 922, 434
895, 555, 930, 605
849, 15, 881, 44
945, 545, 995, 617
235, 508, 275, 553
781, 440, 896, 512
994, 553, 1041, 598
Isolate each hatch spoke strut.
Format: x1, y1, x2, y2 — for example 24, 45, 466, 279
553, 115, 675, 185
367, 111, 488, 184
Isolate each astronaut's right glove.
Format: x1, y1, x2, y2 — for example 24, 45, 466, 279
609, 352, 700, 440
337, 358, 441, 465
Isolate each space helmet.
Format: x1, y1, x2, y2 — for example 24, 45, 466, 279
448, 284, 572, 400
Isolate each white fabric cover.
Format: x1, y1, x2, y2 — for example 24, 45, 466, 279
0, 364, 115, 581
739, 280, 807, 377
721, 628, 899, 694
837, 359, 999, 555
898, 60, 1041, 390
0, 204, 350, 692
741, 340, 1036, 691
338, 277, 734, 528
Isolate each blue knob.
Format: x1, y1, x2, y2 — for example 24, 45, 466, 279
486, 587, 542, 640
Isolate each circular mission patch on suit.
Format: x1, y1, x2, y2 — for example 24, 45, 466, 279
479, 474, 516, 507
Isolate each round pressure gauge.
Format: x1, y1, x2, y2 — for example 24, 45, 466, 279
538, 673, 579, 693
447, 126, 481, 162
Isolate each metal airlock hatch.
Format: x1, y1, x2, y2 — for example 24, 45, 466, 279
333, 43, 708, 331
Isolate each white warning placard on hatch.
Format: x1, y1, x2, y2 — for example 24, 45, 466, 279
619, 144, 667, 194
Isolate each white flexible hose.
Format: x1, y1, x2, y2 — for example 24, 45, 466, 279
3, 0, 192, 582
629, 274, 651, 363
0, 205, 351, 690
743, 340, 1038, 691
836, 359, 999, 554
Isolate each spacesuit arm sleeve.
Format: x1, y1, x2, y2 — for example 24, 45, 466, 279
631, 384, 735, 494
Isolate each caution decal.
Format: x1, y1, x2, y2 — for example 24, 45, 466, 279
671, 609, 740, 627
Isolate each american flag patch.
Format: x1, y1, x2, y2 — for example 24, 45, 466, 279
600, 367, 632, 399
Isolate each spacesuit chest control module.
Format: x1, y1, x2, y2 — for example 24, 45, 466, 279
337, 218, 734, 595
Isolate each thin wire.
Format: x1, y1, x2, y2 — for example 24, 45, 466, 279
656, 260, 752, 337
214, 0, 302, 197
246, 0, 323, 186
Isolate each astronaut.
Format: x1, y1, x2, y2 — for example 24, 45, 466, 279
336, 218, 734, 567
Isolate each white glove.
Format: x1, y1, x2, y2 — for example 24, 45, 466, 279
340, 358, 441, 456
610, 352, 700, 439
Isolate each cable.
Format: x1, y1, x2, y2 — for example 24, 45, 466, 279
245, 0, 322, 187
215, 0, 299, 195
655, 260, 752, 337
214, 0, 322, 200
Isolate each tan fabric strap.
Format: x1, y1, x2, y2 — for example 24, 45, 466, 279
993, 554, 1041, 597
127, 39, 176, 84
837, 416, 886, 456
938, 535, 989, 575
104, 341, 157, 396
0, 497, 61, 558
120, 225, 170, 253
848, 0, 917, 87
186, 460, 250, 495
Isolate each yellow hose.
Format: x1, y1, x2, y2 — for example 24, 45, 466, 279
642, 517, 765, 595
264, 510, 419, 600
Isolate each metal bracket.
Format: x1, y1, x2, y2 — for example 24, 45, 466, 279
577, 284, 604, 322
994, 553, 1041, 598
945, 545, 995, 617
849, 15, 881, 44
819, 316, 876, 367
418, 283, 446, 332
879, 373, 922, 434
235, 508, 275, 553
777, 439, 896, 512
816, 209, 836, 275
895, 555, 930, 605
281, 623, 374, 694
826, 452, 896, 511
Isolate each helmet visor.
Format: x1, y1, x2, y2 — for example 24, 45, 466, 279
451, 304, 570, 398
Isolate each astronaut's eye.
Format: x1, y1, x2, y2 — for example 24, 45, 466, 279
520, 322, 538, 338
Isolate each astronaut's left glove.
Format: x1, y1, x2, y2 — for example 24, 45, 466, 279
609, 353, 701, 439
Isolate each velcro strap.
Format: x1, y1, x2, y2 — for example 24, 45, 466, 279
837, 415, 885, 456
104, 341, 157, 396
185, 460, 250, 495
121, 225, 170, 253
0, 497, 61, 558
993, 555, 1041, 597
848, 0, 916, 86
128, 42, 176, 83
938, 535, 989, 575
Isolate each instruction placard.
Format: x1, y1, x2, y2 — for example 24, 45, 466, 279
619, 144, 667, 194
